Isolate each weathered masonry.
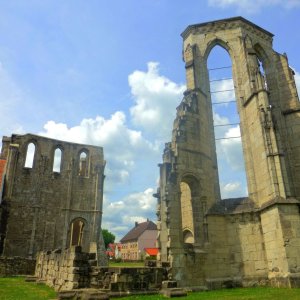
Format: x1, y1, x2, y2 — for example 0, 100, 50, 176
156, 17, 300, 288
0, 133, 106, 264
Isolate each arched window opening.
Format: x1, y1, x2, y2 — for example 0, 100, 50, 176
53, 148, 62, 173
208, 45, 248, 199
183, 230, 194, 244
24, 143, 36, 168
180, 181, 195, 244
70, 219, 85, 247
79, 151, 88, 177
248, 51, 268, 91
257, 57, 268, 90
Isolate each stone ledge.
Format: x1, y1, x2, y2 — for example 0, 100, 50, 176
160, 288, 187, 298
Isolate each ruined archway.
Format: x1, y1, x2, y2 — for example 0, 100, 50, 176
157, 17, 300, 288
180, 175, 199, 244
207, 45, 248, 199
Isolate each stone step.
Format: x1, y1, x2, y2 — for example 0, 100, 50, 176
160, 288, 187, 298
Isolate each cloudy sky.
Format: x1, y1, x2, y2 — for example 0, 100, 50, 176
1, 1, 300, 241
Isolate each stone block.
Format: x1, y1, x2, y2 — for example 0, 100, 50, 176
58, 291, 76, 299
162, 281, 177, 289
161, 288, 187, 298
81, 290, 109, 300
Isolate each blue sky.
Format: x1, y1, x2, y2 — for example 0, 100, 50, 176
1, 0, 300, 241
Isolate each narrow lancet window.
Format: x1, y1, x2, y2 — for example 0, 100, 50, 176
79, 151, 88, 177
24, 143, 36, 168
208, 45, 248, 199
53, 148, 62, 173
180, 180, 195, 244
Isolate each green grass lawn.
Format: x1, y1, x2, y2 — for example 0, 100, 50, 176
0, 276, 56, 300
115, 287, 300, 300
1, 277, 300, 300
108, 261, 144, 267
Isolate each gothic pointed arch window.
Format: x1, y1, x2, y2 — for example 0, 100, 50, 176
24, 142, 36, 168
252, 43, 270, 91
78, 150, 89, 177
180, 175, 200, 245
53, 147, 62, 173
207, 45, 248, 199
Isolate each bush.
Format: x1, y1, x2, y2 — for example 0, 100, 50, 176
145, 256, 156, 260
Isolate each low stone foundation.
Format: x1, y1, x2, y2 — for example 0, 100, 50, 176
35, 246, 94, 291
35, 247, 168, 293
90, 266, 166, 291
0, 256, 36, 276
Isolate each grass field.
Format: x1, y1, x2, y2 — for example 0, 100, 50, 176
0, 276, 56, 300
1, 277, 300, 300
108, 261, 144, 267
117, 287, 300, 300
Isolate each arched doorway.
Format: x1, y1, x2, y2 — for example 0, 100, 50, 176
69, 218, 85, 247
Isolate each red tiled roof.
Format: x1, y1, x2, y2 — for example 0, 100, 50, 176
120, 220, 157, 243
144, 248, 158, 256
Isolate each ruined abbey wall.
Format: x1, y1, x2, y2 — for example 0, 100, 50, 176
0, 134, 106, 263
157, 17, 300, 288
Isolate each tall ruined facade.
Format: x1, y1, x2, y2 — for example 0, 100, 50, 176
157, 17, 300, 287
0, 134, 106, 264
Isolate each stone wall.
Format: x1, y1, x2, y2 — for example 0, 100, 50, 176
0, 133, 106, 264
35, 246, 94, 291
90, 266, 166, 291
35, 246, 167, 293
0, 256, 35, 276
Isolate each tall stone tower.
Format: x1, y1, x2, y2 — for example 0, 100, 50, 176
156, 17, 300, 288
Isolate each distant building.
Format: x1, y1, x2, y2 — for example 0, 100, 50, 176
106, 243, 121, 259
120, 219, 157, 260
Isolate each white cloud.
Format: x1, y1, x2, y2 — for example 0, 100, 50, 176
102, 188, 156, 241
208, 0, 300, 13
219, 126, 244, 171
129, 62, 185, 140
210, 79, 235, 104
220, 181, 245, 198
213, 112, 231, 140
39, 112, 159, 189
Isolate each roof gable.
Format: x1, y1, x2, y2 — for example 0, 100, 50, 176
120, 220, 157, 243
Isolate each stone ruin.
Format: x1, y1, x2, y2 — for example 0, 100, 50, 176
156, 16, 300, 288
1, 16, 300, 299
0, 133, 107, 264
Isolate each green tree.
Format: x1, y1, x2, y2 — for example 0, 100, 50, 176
102, 228, 116, 249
